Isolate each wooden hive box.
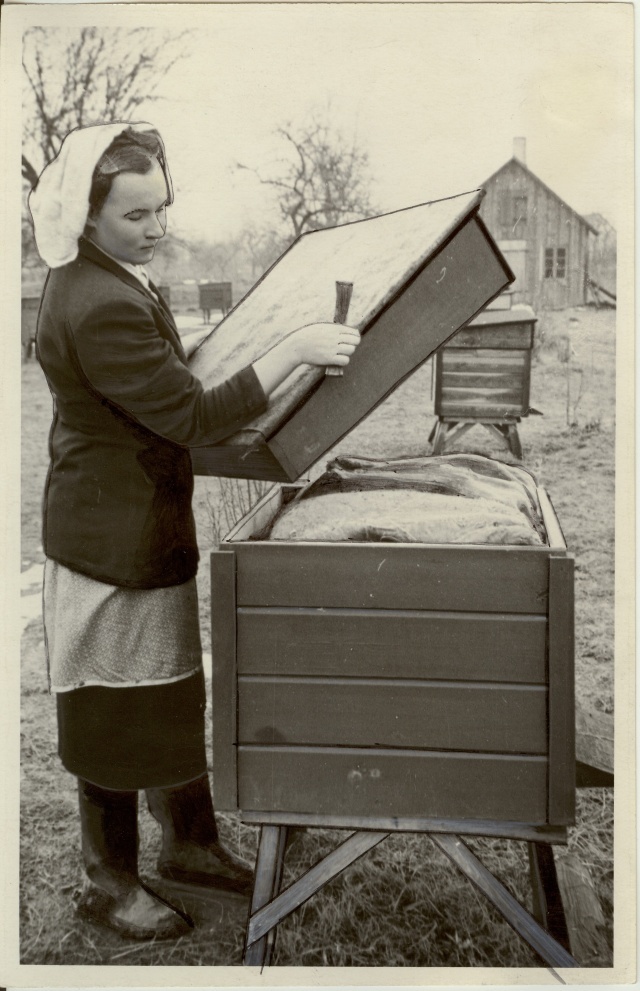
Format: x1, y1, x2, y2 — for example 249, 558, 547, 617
199, 281, 233, 319
189, 190, 513, 482
435, 305, 537, 420
211, 484, 575, 828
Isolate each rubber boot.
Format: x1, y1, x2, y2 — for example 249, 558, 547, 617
146, 773, 254, 895
76, 778, 193, 940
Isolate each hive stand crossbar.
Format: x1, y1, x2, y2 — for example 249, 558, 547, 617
241, 817, 579, 968
429, 418, 524, 460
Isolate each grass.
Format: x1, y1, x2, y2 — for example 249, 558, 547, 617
19, 305, 615, 967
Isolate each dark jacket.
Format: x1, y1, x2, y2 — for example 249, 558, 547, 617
36, 238, 267, 588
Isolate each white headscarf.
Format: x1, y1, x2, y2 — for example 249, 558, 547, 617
28, 121, 172, 269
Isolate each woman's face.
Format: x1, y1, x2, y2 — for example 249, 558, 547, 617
88, 159, 169, 265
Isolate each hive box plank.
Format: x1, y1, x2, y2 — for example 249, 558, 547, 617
236, 608, 548, 683
190, 191, 513, 481
441, 352, 527, 372
442, 371, 522, 389
236, 748, 548, 822
231, 543, 550, 614
210, 483, 575, 825
238, 679, 547, 753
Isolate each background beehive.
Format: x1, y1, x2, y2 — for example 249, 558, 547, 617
436, 306, 536, 419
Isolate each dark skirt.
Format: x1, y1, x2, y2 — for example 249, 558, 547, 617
56, 668, 207, 790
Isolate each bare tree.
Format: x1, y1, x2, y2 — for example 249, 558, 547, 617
237, 113, 377, 238
22, 26, 192, 186
240, 227, 288, 280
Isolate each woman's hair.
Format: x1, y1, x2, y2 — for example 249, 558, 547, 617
88, 127, 172, 216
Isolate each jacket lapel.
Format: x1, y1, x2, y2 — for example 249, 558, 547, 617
148, 280, 174, 320
78, 239, 185, 358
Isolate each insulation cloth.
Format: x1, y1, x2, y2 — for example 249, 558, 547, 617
268, 454, 545, 546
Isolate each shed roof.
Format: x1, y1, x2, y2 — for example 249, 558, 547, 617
482, 157, 599, 236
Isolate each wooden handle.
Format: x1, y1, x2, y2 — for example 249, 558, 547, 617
326, 281, 354, 377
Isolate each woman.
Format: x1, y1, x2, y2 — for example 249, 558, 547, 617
30, 122, 360, 941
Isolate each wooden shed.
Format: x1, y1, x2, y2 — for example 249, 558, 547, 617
478, 139, 598, 310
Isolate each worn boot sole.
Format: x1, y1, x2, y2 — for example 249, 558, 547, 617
158, 861, 253, 895
76, 879, 194, 940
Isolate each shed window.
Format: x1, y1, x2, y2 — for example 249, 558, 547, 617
556, 248, 566, 279
544, 247, 567, 279
544, 248, 555, 278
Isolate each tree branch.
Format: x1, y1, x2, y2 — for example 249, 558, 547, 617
22, 155, 40, 188
22, 26, 194, 173
237, 114, 376, 238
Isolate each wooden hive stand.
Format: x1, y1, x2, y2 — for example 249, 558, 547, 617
242, 816, 577, 968
430, 304, 538, 460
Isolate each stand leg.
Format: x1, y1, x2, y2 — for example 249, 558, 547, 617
528, 842, 571, 952
431, 420, 447, 454
554, 853, 611, 966
263, 827, 288, 966
245, 830, 387, 956
507, 424, 523, 460
244, 825, 287, 967
432, 834, 578, 968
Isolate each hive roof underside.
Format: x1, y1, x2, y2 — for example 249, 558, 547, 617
189, 189, 484, 435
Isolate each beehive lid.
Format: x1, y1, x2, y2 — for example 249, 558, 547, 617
189, 188, 514, 480
469, 304, 537, 327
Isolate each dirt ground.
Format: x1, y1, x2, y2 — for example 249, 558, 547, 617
19, 303, 617, 967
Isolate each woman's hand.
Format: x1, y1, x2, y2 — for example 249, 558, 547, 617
252, 322, 361, 397
286, 322, 361, 369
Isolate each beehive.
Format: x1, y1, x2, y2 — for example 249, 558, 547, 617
198, 282, 232, 319
200, 191, 574, 828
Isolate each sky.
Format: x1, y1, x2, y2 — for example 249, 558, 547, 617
15, 3, 633, 243
125, 3, 633, 242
